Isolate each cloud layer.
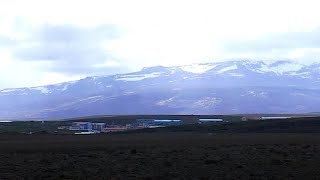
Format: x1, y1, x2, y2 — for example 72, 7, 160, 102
223, 28, 320, 52
1, 0, 320, 89
10, 24, 127, 74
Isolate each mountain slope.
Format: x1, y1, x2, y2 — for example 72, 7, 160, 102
1, 60, 320, 119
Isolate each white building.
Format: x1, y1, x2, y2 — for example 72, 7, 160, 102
199, 119, 223, 123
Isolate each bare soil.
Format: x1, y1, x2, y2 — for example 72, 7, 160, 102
1, 133, 320, 179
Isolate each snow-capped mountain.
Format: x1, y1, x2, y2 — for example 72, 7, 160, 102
1, 60, 320, 119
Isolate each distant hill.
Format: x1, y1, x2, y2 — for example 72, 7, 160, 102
1, 60, 320, 119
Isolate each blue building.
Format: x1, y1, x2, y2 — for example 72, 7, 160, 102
137, 119, 182, 127
92, 123, 106, 132
70, 122, 93, 131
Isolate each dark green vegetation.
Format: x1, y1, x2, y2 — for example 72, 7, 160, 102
1, 114, 314, 134
0, 115, 245, 134
0, 114, 320, 134
0, 121, 71, 134
1, 116, 320, 179
134, 116, 320, 133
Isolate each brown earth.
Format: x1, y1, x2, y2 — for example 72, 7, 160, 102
1, 133, 320, 179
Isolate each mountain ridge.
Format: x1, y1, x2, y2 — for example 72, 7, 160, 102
1, 60, 320, 119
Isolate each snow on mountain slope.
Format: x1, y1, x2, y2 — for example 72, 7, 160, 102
228, 73, 245, 77
0, 60, 318, 95
29, 87, 51, 94
258, 62, 304, 75
116, 72, 164, 81
217, 65, 238, 73
179, 64, 218, 74
174, 60, 309, 76
1, 60, 320, 119
0, 89, 17, 93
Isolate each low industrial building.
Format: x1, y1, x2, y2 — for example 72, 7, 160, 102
0, 120, 13, 125
261, 116, 291, 120
198, 119, 223, 123
103, 125, 128, 133
67, 119, 183, 134
137, 119, 182, 127
92, 123, 106, 132
0, 120, 13, 123
69, 122, 93, 131
74, 131, 97, 135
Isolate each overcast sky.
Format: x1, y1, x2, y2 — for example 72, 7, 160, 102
1, 0, 320, 89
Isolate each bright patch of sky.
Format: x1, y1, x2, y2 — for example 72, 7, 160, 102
0, 0, 320, 89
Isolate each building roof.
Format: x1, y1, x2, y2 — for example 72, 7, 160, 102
0, 120, 13, 123
199, 119, 223, 122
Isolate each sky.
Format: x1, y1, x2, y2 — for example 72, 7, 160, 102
1, 0, 320, 89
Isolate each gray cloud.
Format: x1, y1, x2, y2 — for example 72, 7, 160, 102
10, 24, 128, 75
222, 28, 320, 53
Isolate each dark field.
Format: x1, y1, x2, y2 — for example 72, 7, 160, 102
2, 133, 320, 179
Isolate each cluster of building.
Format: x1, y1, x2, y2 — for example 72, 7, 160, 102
67, 119, 183, 134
